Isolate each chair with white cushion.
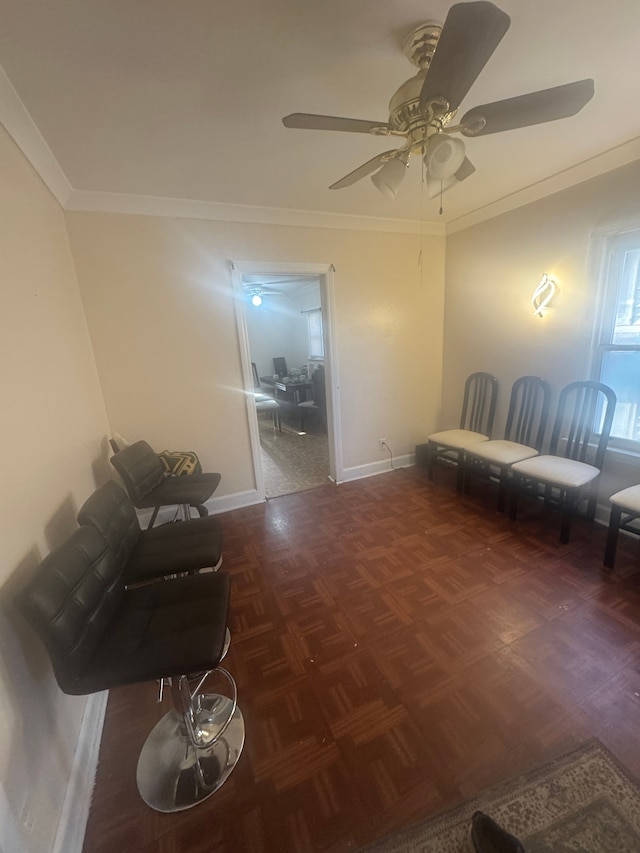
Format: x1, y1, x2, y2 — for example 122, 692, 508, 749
426, 372, 498, 490
252, 362, 281, 431
298, 366, 326, 432
464, 376, 550, 511
604, 485, 640, 569
509, 381, 616, 543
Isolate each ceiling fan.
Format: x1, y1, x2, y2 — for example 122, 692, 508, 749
243, 281, 288, 306
282, 1, 594, 202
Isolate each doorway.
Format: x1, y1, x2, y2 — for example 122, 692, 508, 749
232, 261, 342, 500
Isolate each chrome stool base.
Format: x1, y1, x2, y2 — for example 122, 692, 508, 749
136, 695, 245, 812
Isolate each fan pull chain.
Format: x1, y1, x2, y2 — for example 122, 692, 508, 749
418, 155, 426, 278
439, 181, 444, 216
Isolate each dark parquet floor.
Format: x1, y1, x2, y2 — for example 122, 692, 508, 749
83, 466, 640, 853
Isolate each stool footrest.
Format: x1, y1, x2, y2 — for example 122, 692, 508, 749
136, 697, 245, 812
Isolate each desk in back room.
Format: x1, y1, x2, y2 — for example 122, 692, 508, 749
260, 377, 313, 405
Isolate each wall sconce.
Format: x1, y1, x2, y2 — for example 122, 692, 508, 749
532, 274, 558, 318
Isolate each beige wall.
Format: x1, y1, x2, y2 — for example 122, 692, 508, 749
443, 159, 640, 498
0, 126, 110, 849
65, 213, 446, 487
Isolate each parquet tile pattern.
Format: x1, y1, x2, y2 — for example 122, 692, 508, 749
83, 468, 640, 853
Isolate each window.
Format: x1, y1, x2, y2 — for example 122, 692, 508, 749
593, 230, 640, 444
306, 308, 324, 359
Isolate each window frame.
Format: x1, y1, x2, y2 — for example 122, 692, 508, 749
590, 227, 640, 451
306, 307, 324, 360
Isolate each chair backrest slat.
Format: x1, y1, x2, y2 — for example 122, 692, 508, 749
504, 376, 550, 450
460, 372, 498, 437
549, 381, 617, 468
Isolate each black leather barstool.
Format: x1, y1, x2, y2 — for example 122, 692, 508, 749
111, 440, 222, 527
78, 478, 230, 666
16, 525, 244, 812
77, 480, 223, 585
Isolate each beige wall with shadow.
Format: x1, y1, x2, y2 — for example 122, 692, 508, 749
0, 124, 110, 850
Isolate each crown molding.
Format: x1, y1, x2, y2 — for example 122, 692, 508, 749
447, 135, 640, 235
65, 189, 445, 235
0, 64, 72, 208
61, 138, 640, 236
3, 55, 638, 238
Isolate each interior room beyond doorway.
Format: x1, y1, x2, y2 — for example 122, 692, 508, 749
243, 273, 330, 499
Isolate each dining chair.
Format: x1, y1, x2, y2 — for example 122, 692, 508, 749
426, 372, 498, 490
298, 365, 326, 431
509, 380, 617, 542
604, 484, 640, 569
251, 361, 281, 431
464, 375, 550, 510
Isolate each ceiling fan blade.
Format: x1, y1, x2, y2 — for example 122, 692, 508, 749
420, 1, 510, 113
283, 113, 389, 134
329, 150, 399, 190
246, 278, 299, 287
454, 156, 476, 181
427, 157, 476, 199
460, 79, 595, 136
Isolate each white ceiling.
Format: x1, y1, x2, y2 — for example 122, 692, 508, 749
2, 0, 640, 228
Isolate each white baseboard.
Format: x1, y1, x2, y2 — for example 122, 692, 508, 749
52, 691, 108, 853
341, 454, 414, 483
208, 489, 263, 514
136, 488, 264, 526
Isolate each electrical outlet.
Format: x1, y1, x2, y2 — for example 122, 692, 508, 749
378, 438, 387, 450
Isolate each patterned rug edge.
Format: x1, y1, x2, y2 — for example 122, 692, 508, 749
360, 739, 640, 852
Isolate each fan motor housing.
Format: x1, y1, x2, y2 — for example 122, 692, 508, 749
402, 22, 441, 70
388, 74, 456, 148
388, 21, 458, 144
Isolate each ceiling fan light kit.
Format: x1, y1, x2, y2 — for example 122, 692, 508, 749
282, 1, 594, 203
424, 134, 466, 180
371, 155, 409, 198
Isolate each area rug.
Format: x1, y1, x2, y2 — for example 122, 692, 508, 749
362, 740, 640, 852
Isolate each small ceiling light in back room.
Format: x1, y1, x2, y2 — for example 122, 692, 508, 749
251, 292, 263, 307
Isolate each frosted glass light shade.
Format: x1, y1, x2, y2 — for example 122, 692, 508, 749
371, 157, 407, 198
424, 135, 466, 180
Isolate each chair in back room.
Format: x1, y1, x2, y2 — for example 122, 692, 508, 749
298, 365, 327, 431
251, 362, 281, 431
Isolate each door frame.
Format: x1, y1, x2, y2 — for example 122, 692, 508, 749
231, 259, 343, 499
